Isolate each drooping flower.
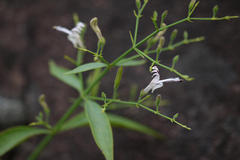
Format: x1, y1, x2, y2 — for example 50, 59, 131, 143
143, 66, 182, 93
54, 22, 85, 48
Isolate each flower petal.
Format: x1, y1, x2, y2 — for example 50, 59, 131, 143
72, 22, 85, 33
151, 83, 163, 93
54, 26, 72, 35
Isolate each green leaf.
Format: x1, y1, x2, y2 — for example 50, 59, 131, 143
49, 61, 82, 91
61, 112, 88, 131
116, 59, 145, 66
108, 114, 164, 139
0, 126, 49, 156
61, 112, 164, 139
65, 62, 107, 75
84, 100, 113, 160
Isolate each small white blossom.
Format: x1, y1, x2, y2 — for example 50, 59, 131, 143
144, 66, 182, 93
54, 22, 85, 48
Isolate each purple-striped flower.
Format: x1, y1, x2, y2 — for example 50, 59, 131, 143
144, 66, 182, 93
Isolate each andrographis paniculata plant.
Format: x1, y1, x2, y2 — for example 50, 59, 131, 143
0, 0, 238, 160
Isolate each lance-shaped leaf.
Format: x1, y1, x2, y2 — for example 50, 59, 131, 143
61, 112, 88, 131
65, 62, 107, 74
61, 112, 164, 139
0, 126, 49, 156
108, 114, 164, 139
84, 99, 113, 160
49, 61, 83, 91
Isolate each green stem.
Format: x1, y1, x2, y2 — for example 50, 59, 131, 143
190, 16, 239, 21
28, 135, 53, 160
76, 50, 85, 93
133, 13, 140, 45
133, 1, 148, 45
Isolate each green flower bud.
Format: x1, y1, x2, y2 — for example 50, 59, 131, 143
160, 10, 168, 26
152, 10, 158, 21
136, 0, 141, 9
144, 0, 148, 4
151, 10, 159, 29
171, 55, 179, 69
188, 0, 196, 13
157, 36, 165, 52
212, 5, 219, 18
183, 31, 188, 40
169, 29, 178, 46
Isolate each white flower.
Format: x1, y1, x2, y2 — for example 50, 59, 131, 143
54, 22, 85, 48
143, 66, 182, 93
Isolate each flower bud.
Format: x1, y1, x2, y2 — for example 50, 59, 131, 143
157, 36, 165, 52
151, 10, 158, 29
169, 29, 178, 46
152, 10, 158, 22
171, 55, 179, 69
212, 5, 219, 18
188, 0, 196, 13
144, 0, 148, 4
183, 30, 188, 40
90, 17, 105, 44
154, 23, 167, 42
160, 10, 168, 26
136, 0, 141, 9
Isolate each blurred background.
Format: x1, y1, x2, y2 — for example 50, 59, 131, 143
0, 0, 240, 159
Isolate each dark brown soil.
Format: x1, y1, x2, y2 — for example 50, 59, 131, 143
0, 0, 240, 159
